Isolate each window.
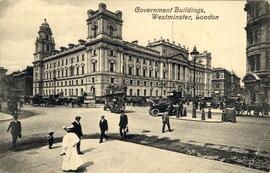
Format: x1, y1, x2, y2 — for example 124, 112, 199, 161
137, 89, 140, 96
143, 69, 146, 77
156, 90, 158, 96
46, 45, 50, 52
155, 62, 158, 66
93, 25, 98, 37
128, 66, 132, 75
70, 66, 74, 76
216, 73, 220, 79
77, 56, 79, 62
92, 77, 95, 83
65, 69, 68, 77
92, 62, 96, 72
163, 71, 166, 79
82, 54, 84, 61
130, 89, 133, 96
129, 56, 132, 61
81, 66, 84, 74
81, 79, 84, 85
143, 59, 146, 64
149, 60, 152, 65
66, 59, 68, 65
45, 35, 49, 40
144, 89, 146, 96
76, 67, 79, 75
155, 71, 158, 78
149, 70, 152, 78
109, 25, 114, 37
136, 67, 140, 76
137, 81, 140, 85
110, 50, 114, 56
93, 49, 96, 56
123, 79, 125, 84
130, 80, 133, 85
110, 62, 114, 72
122, 65, 126, 74
62, 60, 64, 66
144, 81, 147, 86
111, 77, 114, 83
76, 80, 78, 85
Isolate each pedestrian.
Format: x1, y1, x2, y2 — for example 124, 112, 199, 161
208, 108, 212, 119
71, 116, 83, 154
183, 107, 187, 117
6, 115, 22, 151
99, 115, 109, 143
48, 132, 54, 149
119, 113, 128, 139
61, 126, 83, 172
201, 109, 205, 120
162, 113, 171, 133
179, 102, 183, 117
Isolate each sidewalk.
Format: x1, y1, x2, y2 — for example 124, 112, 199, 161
0, 139, 265, 173
0, 112, 13, 122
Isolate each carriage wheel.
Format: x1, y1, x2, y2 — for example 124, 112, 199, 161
149, 109, 153, 116
152, 109, 159, 116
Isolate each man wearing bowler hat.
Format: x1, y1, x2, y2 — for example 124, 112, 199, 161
71, 115, 83, 154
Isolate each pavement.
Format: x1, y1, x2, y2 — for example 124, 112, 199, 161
0, 112, 13, 122
0, 139, 266, 173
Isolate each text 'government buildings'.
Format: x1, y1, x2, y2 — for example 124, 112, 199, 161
33, 3, 215, 98
243, 0, 270, 105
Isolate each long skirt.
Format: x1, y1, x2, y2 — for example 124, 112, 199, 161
62, 145, 83, 171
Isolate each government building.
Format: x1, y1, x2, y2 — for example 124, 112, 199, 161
243, 0, 270, 105
33, 3, 212, 98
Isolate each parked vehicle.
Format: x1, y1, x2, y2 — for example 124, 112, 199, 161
103, 92, 126, 113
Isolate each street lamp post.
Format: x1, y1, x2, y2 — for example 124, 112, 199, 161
190, 46, 199, 118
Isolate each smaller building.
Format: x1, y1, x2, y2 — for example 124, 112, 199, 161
8, 66, 33, 97
0, 67, 9, 98
211, 68, 240, 98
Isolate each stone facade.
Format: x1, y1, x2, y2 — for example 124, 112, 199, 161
243, 0, 270, 104
211, 68, 240, 98
33, 3, 211, 98
9, 66, 33, 97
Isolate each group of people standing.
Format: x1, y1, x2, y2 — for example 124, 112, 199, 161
60, 113, 129, 172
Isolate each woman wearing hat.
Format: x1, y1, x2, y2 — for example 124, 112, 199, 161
61, 126, 83, 172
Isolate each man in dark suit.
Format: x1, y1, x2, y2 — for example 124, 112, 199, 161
99, 115, 109, 143
7, 115, 22, 150
71, 116, 83, 154
119, 113, 128, 139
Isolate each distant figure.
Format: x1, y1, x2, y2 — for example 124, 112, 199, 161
208, 108, 212, 119
7, 115, 22, 151
201, 109, 205, 120
99, 115, 109, 143
71, 116, 83, 154
48, 132, 54, 149
119, 113, 128, 139
162, 113, 171, 133
61, 126, 83, 172
183, 107, 187, 117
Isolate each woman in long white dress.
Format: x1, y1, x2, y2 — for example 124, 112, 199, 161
61, 126, 83, 172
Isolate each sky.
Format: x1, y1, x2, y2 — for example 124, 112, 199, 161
0, 0, 246, 80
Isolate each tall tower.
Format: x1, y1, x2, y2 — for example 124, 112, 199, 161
33, 19, 55, 95
86, 3, 123, 40
243, 0, 270, 104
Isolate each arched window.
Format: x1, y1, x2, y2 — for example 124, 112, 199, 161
109, 25, 114, 37
93, 24, 98, 37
